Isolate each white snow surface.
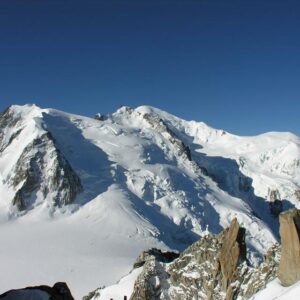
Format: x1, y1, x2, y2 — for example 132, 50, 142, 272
250, 278, 300, 300
88, 267, 143, 300
0, 104, 299, 298
0, 185, 166, 299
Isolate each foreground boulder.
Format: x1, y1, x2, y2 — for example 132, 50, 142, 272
278, 208, 300, 286
0, 282, 74, 300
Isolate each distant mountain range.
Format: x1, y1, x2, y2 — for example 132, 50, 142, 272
0, 104, 299, 298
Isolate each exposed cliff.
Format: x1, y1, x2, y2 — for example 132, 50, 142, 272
278, 208, 300, 286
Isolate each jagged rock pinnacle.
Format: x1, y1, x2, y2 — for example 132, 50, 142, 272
278, 208, 300, 286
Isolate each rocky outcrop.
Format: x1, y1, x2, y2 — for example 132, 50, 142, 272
0, 282, 74, 300
129, 249, 179, 300
133, 248, 179, 269
227, 244, 280, 299
0, 106, 83, 211
165, 219, 248, 300
268, 189, 283, 217
0, 106, 23, 152
127, 219, 280, 300
278, 208, 300, 286
219, 218, 246, 290
143, 113, 195, 165
94, 113, 105, 121
8, 132, 82, 210
130, 255, 170, 300
0, 106, 21, 130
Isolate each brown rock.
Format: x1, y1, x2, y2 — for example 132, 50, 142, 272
278, 208, 300, 286
218, 218, 246, 291
225, 285, 234, 300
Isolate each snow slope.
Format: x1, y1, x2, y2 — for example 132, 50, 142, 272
87, 267, 143, 300
250, 278, 300, 300
83, 270, 300, 300
0, 104, 299, 298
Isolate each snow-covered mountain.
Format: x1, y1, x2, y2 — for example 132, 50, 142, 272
0, 104, 299, 298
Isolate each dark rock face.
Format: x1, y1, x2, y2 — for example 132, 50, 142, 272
0, 106, 21, 130
129, 219, 280, 300
0, 282, 74, 300
133, 248, 179, 269
51, 283, 74, 300
0, 106, 82, 211
8, 132, 82, 211
0, 106, 23, 152
278, 208, 300, 286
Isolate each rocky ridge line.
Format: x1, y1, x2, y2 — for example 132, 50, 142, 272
85, 214, 284, 300
128, 218, 279, 300
0, 106, 82, 211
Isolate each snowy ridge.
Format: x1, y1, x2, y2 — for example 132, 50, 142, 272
0, 104, 299, 298
0, 105, 82, 215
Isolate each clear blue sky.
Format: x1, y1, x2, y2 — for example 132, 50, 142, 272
0, 0, 299, 136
